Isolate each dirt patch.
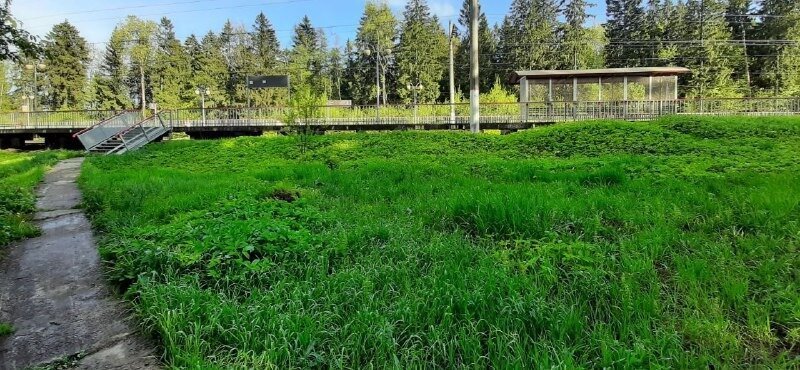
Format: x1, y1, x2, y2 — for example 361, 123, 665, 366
269, 188, 301, 203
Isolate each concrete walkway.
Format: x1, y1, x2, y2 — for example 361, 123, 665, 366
0, 158, 159, 370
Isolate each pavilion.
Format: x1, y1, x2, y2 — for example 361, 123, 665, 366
510, 67, 691, 121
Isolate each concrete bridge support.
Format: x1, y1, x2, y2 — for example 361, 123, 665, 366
42, 134, 85, 150
0, 134, 33, 149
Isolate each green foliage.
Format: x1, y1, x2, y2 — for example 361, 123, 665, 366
346, 1, 398, 105
455, 0, 497, 93
605, 0, 647, 67
395, 0, 448, 103
81, 116, 800, 368
0, 150, 77, 247
0, 322, 13, 336
42, 21, 90, 110
0, 1, 39, 62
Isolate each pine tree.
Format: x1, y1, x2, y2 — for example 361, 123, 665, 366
252, 12, 281, 73
290, 16, 330, 97
91, 28, 133, 110
725, 0, 754, 93
190, 32, 228, 107
41, 21, 90, 109
605, 0, 647, 66
249, 12, 285, 106
328, 47, 345, 100
455, 0, 496, 94
679, 0, 743, 97
153, 17, 192, 109
396, 0, 448, 103
756, 0, 800, 94
560, 0, 601, 69
497, 0, 560, 73
346, 0, 398, 105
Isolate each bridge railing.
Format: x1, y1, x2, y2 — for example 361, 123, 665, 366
0, 109, 126, 129
3, 98, 800, 132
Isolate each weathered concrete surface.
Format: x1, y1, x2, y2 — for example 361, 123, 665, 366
0, 158, 160, 370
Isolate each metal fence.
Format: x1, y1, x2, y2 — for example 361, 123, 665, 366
2, 98, 800, 131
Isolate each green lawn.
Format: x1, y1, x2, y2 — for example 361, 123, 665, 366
0, 150, 76, 247
80, 116, 800, 368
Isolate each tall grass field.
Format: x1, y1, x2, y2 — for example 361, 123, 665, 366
80, 116, 800, 368
0, 150, 76, 247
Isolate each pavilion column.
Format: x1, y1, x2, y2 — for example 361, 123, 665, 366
623, 76, 629, 101
519, 77, 529, 122
598, 77, 602, 101
649, 76, 653, 100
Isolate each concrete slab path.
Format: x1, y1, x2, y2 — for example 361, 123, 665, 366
0, 158, 159, 370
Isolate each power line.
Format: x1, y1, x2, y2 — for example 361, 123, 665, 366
23, 0, 227, 21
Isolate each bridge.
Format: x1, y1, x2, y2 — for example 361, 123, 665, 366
1, 98, 799, 150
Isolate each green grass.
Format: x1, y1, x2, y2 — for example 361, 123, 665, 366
0, 322, 13, 336
80, 116, 800, 368
0, 150, 78, 247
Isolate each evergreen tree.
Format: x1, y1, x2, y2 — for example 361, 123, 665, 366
756, 0, 800, 94
250, 12, 285, 106
91, 28, 133, 110
346, 0, 398, 105
725, 0, 755, 93
679, 0, 743, 97
153, 17, 192, 109
605, 0, 647, 66
455, 0, 496, 94
497, 0, 560, 74
41, 21, 90, 109
396, 0, 448, 103
252, 12, 281, 73
778, 19, 800, 96
328, 46, 345, 100
290, 16, 330, 97
190, 32, 228, 107
560, 0, 599, 69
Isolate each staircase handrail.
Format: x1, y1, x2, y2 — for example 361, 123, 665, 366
115, 114, 163, 137
72, 110, 134, 138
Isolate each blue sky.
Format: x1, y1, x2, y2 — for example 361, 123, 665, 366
14, 0, 606, 50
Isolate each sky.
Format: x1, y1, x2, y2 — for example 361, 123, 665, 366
13, 0, 607, 51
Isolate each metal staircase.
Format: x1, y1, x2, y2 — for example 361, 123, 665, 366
75, 111, 171, 155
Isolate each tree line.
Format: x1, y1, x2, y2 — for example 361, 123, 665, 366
2, 0, 799, 112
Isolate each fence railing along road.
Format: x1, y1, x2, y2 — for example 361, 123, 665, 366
1, 98, 799, 131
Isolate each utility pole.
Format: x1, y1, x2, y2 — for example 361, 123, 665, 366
448, 22, 456, 126
469, 0, 480, 133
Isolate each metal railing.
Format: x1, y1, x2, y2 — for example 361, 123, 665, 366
77, 111, 144, 150
2, 98, 799, 133
0, 109, 126, 130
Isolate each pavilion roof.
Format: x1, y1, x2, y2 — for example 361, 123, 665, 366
510, 67, 691, 83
